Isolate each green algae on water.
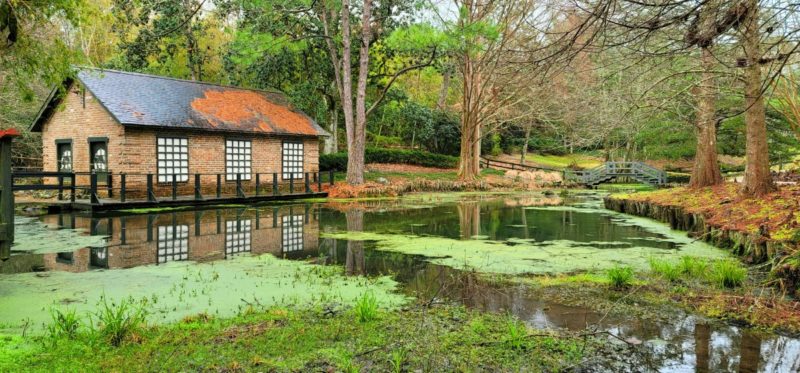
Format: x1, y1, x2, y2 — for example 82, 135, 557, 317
322, 221, 730, 276
0, 254, 406, 335
11, 217, 107, 254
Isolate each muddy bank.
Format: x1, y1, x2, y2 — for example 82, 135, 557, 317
604, 195, 800, 294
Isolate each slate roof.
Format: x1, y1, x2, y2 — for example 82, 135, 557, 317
31, 67, 329, 137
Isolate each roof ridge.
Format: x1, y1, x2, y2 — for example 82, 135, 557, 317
76, 66, 285, 95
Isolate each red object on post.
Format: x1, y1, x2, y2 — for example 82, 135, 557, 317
0, 129, 20, 139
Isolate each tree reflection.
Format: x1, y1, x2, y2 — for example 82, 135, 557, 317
345, 209, 365, 276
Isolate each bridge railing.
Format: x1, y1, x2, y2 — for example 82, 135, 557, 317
563, 161, 667, 186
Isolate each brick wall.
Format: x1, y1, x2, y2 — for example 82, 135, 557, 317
41, 83, 322, 192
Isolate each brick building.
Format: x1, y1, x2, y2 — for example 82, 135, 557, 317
30, 68, 328, 194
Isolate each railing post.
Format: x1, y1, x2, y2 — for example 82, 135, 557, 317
57, 175, 64, 200
216, 174, 221, 198
329, 170, 334, 186
69, 173, 76, 202
317, 171, 322, 192
172, 175, 178, 200
305, 172, 311, 193
272, 173, 279, 196
289, 173, 294, 194
120, 174, 126, 203
194, 174, 202, 200
90, 172, 99, 204
255, 174, 261, 196
236, 174, 245, 198
107, 171, 113, 198
146, 174, 156, 202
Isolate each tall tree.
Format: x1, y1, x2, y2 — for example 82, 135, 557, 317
316, 0, 437, 184
739, 0, 775, 195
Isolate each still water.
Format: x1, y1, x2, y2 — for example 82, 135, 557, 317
1, 191, 798, 371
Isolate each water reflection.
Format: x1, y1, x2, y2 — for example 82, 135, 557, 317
11, 206, 319, 273
2, 193, 799, 371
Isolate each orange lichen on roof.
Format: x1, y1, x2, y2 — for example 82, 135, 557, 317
190, 90, 317, 135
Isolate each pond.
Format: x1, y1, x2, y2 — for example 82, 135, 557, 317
1, 191, 798, 371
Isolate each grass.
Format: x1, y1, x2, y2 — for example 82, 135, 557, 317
353, 292, 379, 322
708, 260, 747, 288
92, 297, 148, 346
47, 308, 81, 340
606, 266, 634, 288
648, 258, 682, 282
2, 305, 589, 372
505, 318, 527, 350
334, 168, 502, 183
524, 153, 602, 169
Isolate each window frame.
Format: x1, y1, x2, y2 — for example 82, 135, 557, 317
156, 136, 190, 184
55, 139, 73, 172
225, 138, 252, 181
281, 140, 304, 180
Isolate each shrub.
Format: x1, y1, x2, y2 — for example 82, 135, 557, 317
320, 148, 459, 171
607, 266, 634, 288
47, 308, 81, 340
354, 292, 378, 322
708, 260, 747, 288
92, 297, 148, 346
649, 258, 682, 282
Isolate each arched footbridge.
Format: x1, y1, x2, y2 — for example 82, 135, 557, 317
564, 161, 667, 187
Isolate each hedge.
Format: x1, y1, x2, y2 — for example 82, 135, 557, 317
320, 148, 459, 171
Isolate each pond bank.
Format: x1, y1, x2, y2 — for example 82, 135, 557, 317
604, 184, 800, 304
2, 303, 614, 372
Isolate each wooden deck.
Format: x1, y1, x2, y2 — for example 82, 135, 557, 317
66, 191, 328, 212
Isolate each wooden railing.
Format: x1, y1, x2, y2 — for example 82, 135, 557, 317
10, 170, 335, 205
479, 157, 560, 172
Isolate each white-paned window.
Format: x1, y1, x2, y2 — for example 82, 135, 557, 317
226, 139, 252, 181
157, 137, 189, 183
157, 225, 189, 263
282, 140, 303, 180
281, 215, 304, 252
225, 220, 251, 256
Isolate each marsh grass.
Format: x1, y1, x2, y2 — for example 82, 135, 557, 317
389, 348, 407, 373
678, 256, 708, 277
648, 258, 682, 282
354, 292, 379, 322
606, 266, 634, 288
92, 297, 148, 346
708, 260, 747, 288
47, 308, 80, 340
505, 318, 527, 350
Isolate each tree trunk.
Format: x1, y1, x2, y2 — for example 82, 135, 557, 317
694, 323, 710, 373
345, 209, 365, 276
521, 124, 531, 165
346, 0, 373, 185
741, 0, 775, 196
437, 68, 451, 110
458, 50, 481, 181
689, 46, 723, 188
323, 98, 338, 154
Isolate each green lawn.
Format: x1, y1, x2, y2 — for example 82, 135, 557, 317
524, 154, 603, 170
334, 168, 504, 182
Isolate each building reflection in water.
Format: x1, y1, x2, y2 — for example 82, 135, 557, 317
36, 205, 319, 272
